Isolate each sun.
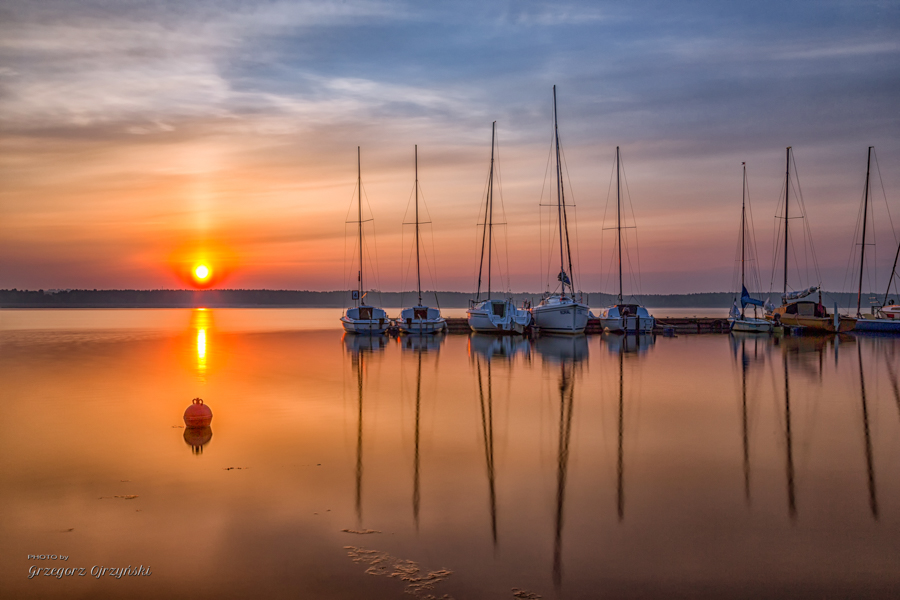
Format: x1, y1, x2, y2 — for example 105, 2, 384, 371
194, 264, 211, 282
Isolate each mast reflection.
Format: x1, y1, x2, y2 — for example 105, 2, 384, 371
343, 333, 387, 526
857, 344, 879, 520
475, 356, 498, 546
469, 334, 530, 362
730, 333, 766, 505
534, 335, 583, 589
399, 335, 440, 530
782, 351, 796, 520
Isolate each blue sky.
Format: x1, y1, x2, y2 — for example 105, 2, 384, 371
2, 0, 899, 294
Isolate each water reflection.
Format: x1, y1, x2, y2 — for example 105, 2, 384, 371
400, 332, 445, 353
474, 355, 498, 546
343, 332, 387, 526
5, 311, 900, 599
551, 356, 576, 589
731, 334, 767, 504
183, 426, 213, 454
533, 334, 589, 364
343, 332, 387, 355
191, 308, 212, 380
469, 334, 530, 362
601, 331, 655, 355
857, 344, 879, 520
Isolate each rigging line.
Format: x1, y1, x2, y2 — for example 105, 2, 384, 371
559, 143, 581, 290
540, 122, 555, 293
791, 153, 822, 285
746, 172, 765, 294
873, 151, 898, 247
362, 183, 383, 302
494, 131, 513, 294
768, 178, 789, 293
841, 182, 868, 295
620, 155, 644, 300
474, 163, 493, 296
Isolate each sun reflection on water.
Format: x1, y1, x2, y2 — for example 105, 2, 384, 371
192, 308, 211, 379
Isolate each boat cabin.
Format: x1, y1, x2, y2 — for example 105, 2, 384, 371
345, 305, 387, 321
780, 301, 827, 318
399, 305, 442, 321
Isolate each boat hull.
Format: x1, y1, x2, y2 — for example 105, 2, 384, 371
728, 317, 773, 333
396, 318, 446, 334
341, 318, 388, 334
595, 304, 655, 333
770, 314, 857, 333
467, 300, 531, 334
598, 316, 655, 333
530, 300, 589, 334
854, 318, 900, 333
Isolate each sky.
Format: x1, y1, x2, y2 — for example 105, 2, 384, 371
2, 0, 899, 295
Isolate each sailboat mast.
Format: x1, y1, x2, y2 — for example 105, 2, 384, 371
783, 147, 790, 296
488, 123, 495, 300
617, 147, 623, 304
358, 146, 363, 307
553, 86, 566, 295
415, 145, 422, 306
857, 146, 873, 317
741, 162, 746, 319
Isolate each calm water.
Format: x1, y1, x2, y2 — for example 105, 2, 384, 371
2, 309, 899, 599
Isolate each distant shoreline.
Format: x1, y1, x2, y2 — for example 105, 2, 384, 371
0, 289, 878, 310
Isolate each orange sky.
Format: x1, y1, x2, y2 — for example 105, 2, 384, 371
1, 1, 899, 295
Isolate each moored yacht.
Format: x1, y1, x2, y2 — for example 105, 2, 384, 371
397, 145, 446, 335
766, 147, 856, 333
467, 122, 531, 334
595, 147, 654, 333
530, 86, 589, 334
341, 147, 388, 335
727, 162, 772, 333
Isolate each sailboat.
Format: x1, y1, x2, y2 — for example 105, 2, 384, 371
595, 147, 655, 333
467, 122, 532, 334
341, 147, 389, 334
397, 146, 446, 334
530, 86, 590, 334
768, 147, 857, 332
728, 162, 772, 333
851, 147, 900, 333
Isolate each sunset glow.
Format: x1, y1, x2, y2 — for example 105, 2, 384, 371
1, 2, 897, 294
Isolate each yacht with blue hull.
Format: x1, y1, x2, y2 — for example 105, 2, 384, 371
850, 147, 900, 334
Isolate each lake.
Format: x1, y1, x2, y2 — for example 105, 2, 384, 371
2, 309, 899, 599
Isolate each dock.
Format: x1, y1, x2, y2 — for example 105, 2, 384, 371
438, 317, 730, 334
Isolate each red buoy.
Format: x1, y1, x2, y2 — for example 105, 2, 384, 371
183, 397, 213, 428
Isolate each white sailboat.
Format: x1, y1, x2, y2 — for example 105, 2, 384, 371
467, 122, 532, 334
397, 145, 446, 335
596, 147, 655, 333
341, 147, 389, 335
728, 162, 772, 333
530, 86, 590, 334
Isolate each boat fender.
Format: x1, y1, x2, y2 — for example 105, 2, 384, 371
833, 303, 839, 330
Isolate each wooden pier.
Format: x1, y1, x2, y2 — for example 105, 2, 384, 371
439, 317, 730, 334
